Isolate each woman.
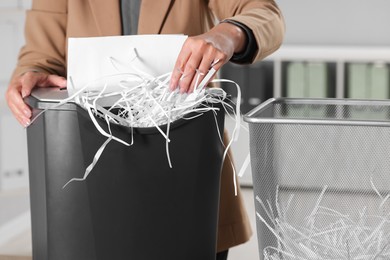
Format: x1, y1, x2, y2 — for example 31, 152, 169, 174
6, 0, 285, 259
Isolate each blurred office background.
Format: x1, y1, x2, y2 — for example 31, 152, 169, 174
0, 1, 31, 257
1, 0, 390, 259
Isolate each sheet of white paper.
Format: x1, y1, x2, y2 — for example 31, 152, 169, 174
67, 34, 187, 97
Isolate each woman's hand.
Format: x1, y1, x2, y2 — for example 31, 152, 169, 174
169, 22, 246, 93
6, 71, 67, 127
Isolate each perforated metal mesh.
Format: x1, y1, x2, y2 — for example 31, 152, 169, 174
244, 98, 390, 260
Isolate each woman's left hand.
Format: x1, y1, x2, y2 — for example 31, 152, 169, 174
169, 22, 246, 93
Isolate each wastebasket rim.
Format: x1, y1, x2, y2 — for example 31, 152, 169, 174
243, 97, 390, 127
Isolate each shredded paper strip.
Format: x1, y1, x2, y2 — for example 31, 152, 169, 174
256, 177, 390, 260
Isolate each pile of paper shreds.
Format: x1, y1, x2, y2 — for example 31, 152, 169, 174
256, 182, 390, 260
70, 69, 237, 145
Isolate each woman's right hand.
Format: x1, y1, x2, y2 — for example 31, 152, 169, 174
5, 71, 67, 127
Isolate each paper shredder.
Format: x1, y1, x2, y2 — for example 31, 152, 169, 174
25, 88, 225, 260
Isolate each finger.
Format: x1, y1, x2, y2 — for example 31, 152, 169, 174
20, 71, 41, 98
44, 75, 67, 89
169, 48, 191, 92
22, 73, 67, 97
190, 69, 206, 93
6, 85, 32, 127
188, 49, 216, 92
34, 74, 67, 89
190, 55, 225, 93
6, 73, 67, 127
178, 54, 203, 93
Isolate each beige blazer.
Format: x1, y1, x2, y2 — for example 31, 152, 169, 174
14, 0, 285, 252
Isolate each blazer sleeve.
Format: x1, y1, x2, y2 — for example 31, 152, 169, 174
209, 0, 285, 63
12, 0, 68, 77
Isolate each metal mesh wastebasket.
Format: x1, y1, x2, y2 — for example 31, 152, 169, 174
244, 98, 390, 260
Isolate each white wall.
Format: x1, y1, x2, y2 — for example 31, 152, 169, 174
0, 2, 31, 190
278, 0, 390, 46
0, 2, 32, 255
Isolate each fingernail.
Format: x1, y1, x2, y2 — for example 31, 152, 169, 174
23, 109, 31, 117
169, 83, 176, 92
61, 79, 67, 88
23, 119, 31, 128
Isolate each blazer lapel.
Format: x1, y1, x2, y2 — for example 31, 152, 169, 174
88, 0, 122, 36
138, 0, 174, 34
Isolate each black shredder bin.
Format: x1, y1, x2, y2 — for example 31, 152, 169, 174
26, 89, 225, 260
